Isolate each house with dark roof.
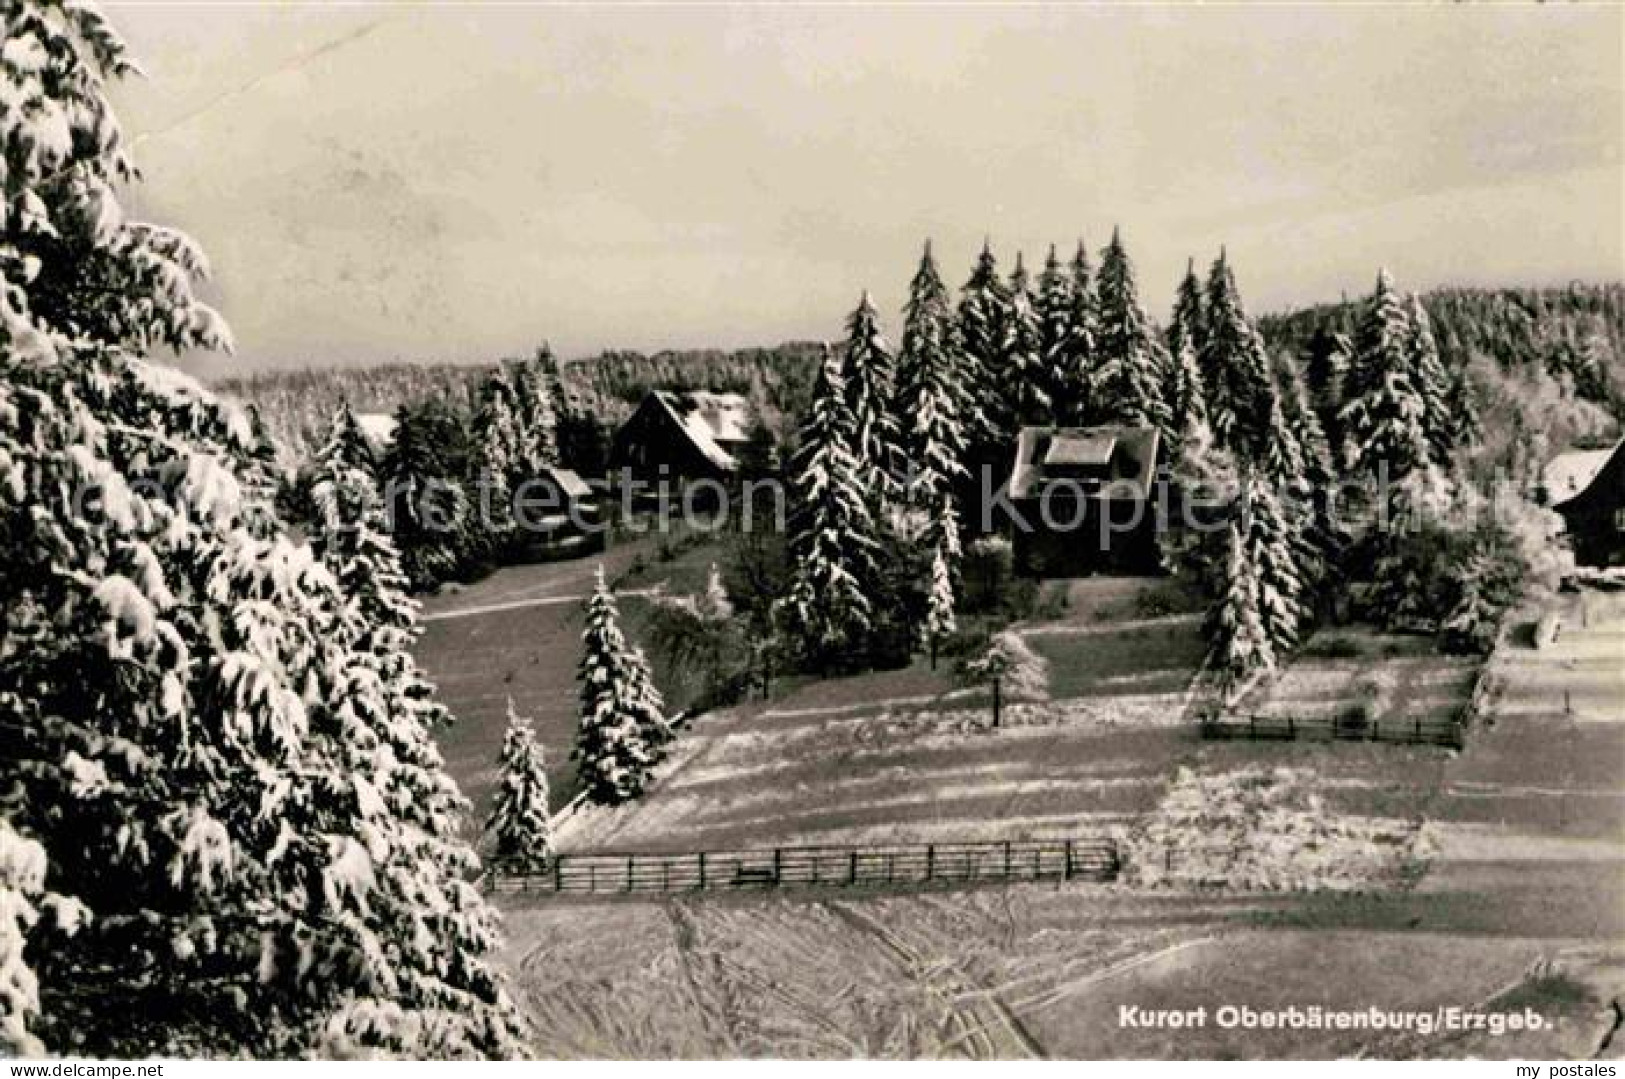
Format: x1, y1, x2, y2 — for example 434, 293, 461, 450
608, 390, 754, 485
1005, 426, 1166, 576
1550, 438, 1625, 568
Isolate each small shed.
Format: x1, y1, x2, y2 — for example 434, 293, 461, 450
1551, 439, 1625, 568
608, 391, 752, 485
511, 465, 605, 562
1005, 426, 1164, 577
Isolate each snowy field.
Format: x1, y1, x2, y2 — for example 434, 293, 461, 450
414, 528, 723, 818
559, 581, 1209, 854
490, 584, 1625, 1060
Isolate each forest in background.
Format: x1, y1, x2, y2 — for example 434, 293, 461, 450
215, 342, 826, 463
217, 283, 1624, 474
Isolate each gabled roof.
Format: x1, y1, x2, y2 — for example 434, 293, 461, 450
1008, 426, 1161, 500
353, 412, 397, 449
1546, 441, 1621, 508
649, 390, 752, 471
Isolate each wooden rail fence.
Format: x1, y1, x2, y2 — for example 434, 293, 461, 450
488, 837, 1120, 897
1200, 713, 1465, 749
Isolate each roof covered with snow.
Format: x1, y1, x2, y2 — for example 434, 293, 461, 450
354, 412, 397, 449
650, 391, 752, 472
541, 466, 593, 501
1008, 426, 1161, 500
1544, 443, 1619, 506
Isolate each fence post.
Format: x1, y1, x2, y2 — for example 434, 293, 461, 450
848, 850, 858, 886
1063, 839, 1074, 881
925, 844, 935, 883
1287, 716, 1295, 740
697, 851, 707, 891
553, 856, 562, 893
773, 847, 783, 884
1249, 715, 1257, 739
1414, 717, 1422, 744
626, 854, 635, 893
1003, 840, 1012, 878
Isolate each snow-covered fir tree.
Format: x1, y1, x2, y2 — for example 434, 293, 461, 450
1168, 259, 1207, 361
506, 348, 560, 474
574, 567, 663, 804
775, 348, 882, 669
308, 403, 418, 646
1091, 230, 1170, 435
839, 291, 902, 501
1444, 363, 1482, 453
1405, 293, 1455, 469
470, 368, 522, 536
1274, 361, 1344, 591
486, 703, 553, 874
624, 641, 671, 752
1304, 327, 1353, 451
923, 540, 957, 669
1051, 240, 1100, 424
1339, 270, 1436, 485
895, 241, 970, 548
956, 241, 1013, 448
1199, 251, 1274, 457
1035, 245, 1075, 412
381, 404, 473, 592
0, 3, 526, 1055
1206, 514, 1276, 692
1002, 253, 1051, 429
1163, 264, 1212, 465
1243, 463, 1308, 656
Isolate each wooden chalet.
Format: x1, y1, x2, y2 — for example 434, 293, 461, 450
1006, 426, 1165, 577
1549, 439, 1625, 568
608, 390, 752, 485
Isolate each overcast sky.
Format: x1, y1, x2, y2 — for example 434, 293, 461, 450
105, 2, 1623, 377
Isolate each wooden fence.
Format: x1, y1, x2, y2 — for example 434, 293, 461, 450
1199, 713, 1465, 749
487, 837, 1120, 897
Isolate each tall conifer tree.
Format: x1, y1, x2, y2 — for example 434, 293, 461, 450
1199, 251, 1274, 457
895, 242, 970, 546
839, 291, 902, 500
1091, 230, 1170, 435
1206, 513, 1275, 693
574, 568, 662, 803
0, 5, 526, 1055
1340, 270, 1435, 484
775, 349, 881, 668
1003, 253, 1051, 429
486, 704, 553, 874
1052, 240, 1098, 424
956, 241, 1013, 449
1035, 244, 1075, 414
